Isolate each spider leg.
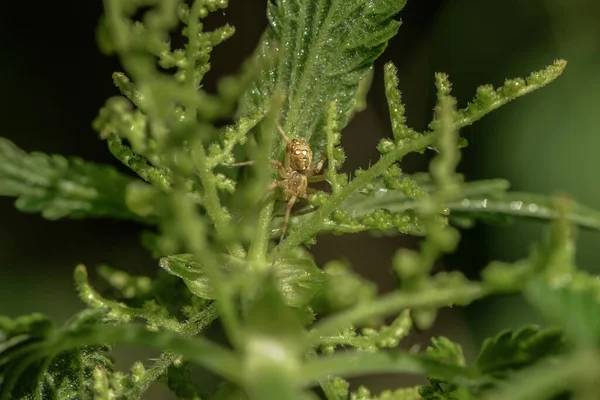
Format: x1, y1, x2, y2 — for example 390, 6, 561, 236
280, 194, 298, 243
271, 160, 287, 178
265, 181, 280, 192
274, 202, 319, 218
277, 124, 292, 144
224, 160, 256, 167
312, 152, 327, 175
223, 159, 287, 178
258, 180, 283, 206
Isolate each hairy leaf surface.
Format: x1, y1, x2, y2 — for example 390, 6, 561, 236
159, 254, 325, 307
474, 326, 565, 376
244, 0, 407, 155
317, 174, 600, 234
0, 311, 112, 400
0, 137, 143, 222
525, 276, 600, 346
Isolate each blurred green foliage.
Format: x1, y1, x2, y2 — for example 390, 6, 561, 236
1, 0, 600, 399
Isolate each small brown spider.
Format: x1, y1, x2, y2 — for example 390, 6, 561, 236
226, 125, 326, 242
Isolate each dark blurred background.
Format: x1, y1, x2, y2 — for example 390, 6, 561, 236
2, 0, 600, 397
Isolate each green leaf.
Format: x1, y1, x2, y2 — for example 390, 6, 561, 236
159, 254, 325, 307
285, 176, 508, 236
315, 173, 600, 234
1, 311, 242, 398
479, 350, 596, 400
474, 326, 566, 376
163, 362, 202, 400
0, 311, 112, 400
448, 192, 600, 232
39, 345, 113, 400
419, 327, 566, 399
350, 385, 422, 400
525, 276, 600, 347
0, 137, 145, 222
426, 337, 466, 368
302, 350, 476, 388
419, 383, 473, 400
275, 258, 327, 307
244, 0, 407, 154
418, 338, 472, 400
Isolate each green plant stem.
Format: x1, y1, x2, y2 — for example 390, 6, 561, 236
49, 324, 242, 384
455, 77, 564, 129
106, 136, 172, 191
185, 1, 203, 90
125, 303, 218, 400
192, 143, 245, 258
249, 201, 275, 263
182, 3, 245, 258
276, 62, 568, 254
302, 351, 476, 388
277, 134, 431, 254
247, 97, 280, 264
309, 282, 486, 343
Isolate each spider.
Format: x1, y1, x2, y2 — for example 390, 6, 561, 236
226, 125, 326, 243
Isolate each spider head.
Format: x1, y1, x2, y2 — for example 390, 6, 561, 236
287, 138, 313, 171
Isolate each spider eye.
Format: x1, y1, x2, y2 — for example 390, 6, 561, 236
302, 150, 308, 155
295, 150, 301, 155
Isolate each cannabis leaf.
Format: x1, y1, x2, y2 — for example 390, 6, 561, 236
474, 326, 565, 377
525, 275, 600, 346
448, 192, 600, 232
419, 337, 472, 400
0, 137, 143, 221
244, 0, 407, 153
0, 309, 242, 399
0, 311, 112, 400
159, 253, 325, 307
306, 173, 600, 235
418, 327, 566, 400
426, 337, 466, 367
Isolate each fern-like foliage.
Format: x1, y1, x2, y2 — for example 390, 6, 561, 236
4, 0, 600, 399
0, 311, 112, 400
0, 138, 139, 221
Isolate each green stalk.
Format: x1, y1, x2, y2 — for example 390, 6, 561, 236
50, 325, 242, 384
125, 304, 219, 400
277, 134, 432, 254
183, 2, 245, 258
193, 144, 245, 258
249, 201, 275, 263
302, 351, 476, 388
309, 282, 486, 342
